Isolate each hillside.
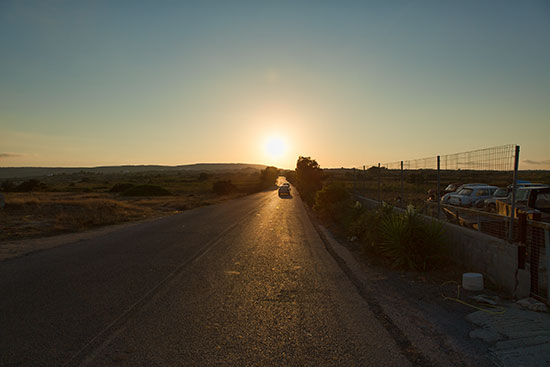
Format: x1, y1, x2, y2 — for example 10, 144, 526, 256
0, 163, 267, 179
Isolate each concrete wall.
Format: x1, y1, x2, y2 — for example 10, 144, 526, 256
441, 221, 530, 297
353, 195, 530, 298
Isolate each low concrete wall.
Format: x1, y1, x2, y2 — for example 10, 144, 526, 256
441, 221, 530, 297
353, 195, 530, 298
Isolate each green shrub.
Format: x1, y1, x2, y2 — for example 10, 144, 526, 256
121, 184, 171, 196
313, 183, 351, 223
379, 208, 447, 271
347, 203, 393, 249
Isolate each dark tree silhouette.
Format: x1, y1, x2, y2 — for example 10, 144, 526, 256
296, 156, 323, 206
259, 166, 279, 189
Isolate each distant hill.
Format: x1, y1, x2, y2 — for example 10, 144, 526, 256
0, 163, 267, 179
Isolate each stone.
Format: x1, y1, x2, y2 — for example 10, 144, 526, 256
517, 298, 548, 312
469, 328, 504, 343
471, 294, 499, 306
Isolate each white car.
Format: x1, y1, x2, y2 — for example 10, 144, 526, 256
448, 185, 498, 207
441, 183, 487, 204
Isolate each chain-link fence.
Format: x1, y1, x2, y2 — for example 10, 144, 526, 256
328, 145, 550, 303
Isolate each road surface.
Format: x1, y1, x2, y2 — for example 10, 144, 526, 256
0, 183, 410, 366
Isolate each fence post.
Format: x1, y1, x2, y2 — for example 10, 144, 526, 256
363, 165, 366, 193
352, 168, 356, 194
437, 155, 441, 219
400, 161, 404, 207
508, 145, 520, 242
378, 163, 381, 203
545, 229, 550, 304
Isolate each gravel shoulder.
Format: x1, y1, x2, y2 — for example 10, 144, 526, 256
312, 219, 497, 367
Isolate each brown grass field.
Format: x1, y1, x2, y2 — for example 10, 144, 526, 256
0, 170, 264, 241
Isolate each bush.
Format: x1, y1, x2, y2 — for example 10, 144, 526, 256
1, 180, 16, 192
313, 183, 351, 223
16, 179, 47, 192
212, 180, 237, 195
259, 166, 279, 189
198, 172, 210, 181
109, 183, 135, 193
379, 208, 447, 271
121, 185, 171, 196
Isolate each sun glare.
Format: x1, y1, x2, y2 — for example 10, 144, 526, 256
265, 136, 287, 161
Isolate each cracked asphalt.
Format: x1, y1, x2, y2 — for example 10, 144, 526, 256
1, 184, 410, 366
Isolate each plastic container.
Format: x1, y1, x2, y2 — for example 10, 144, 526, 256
462, 273, 484, 291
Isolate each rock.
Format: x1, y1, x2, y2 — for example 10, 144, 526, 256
470, 294, 499, 306
469, 328, 504, 343
517, 298, 548, 312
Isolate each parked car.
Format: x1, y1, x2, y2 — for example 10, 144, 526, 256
444, 183, 462, 193
496, 186, 550, 220
482, 187, 509, 211
441, 183, 488, 204
448, 185, 498, 207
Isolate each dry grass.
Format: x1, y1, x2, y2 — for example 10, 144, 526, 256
0, 170, 265, 241
0, 193, 155, 240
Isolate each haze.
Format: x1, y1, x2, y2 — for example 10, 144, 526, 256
1, 0, 549, 169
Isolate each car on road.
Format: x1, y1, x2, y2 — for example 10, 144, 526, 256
278, 184, 291, 196
448, 185, 498, 207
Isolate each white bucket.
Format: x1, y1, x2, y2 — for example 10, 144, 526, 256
462, 273, 484, 291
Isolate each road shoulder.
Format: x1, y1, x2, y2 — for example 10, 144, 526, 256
308, 215, 496, 367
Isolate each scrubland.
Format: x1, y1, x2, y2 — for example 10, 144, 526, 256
0, 169, 265, 241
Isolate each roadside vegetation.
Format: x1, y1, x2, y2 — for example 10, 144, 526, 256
293, 156, 448, 272
0, 167, 279, 241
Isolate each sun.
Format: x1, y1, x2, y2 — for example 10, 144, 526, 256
264, 136, 287, 161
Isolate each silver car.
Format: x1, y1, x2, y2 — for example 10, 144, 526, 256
448, 185, 498, 207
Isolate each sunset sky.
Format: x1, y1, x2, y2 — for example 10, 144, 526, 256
1, 1, 549, 169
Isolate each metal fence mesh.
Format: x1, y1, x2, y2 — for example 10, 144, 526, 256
329, 144, 550, 304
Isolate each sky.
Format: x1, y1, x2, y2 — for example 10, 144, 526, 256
1, 0, 549, 170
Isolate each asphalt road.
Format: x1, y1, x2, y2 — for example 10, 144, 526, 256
0, 183, 410, 366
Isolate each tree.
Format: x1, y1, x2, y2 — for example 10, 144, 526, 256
259, 166, 279, 189
212, 180, 237, 195
296, 156, 323, 206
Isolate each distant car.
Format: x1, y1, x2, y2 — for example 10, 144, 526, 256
441, 183, 488, 204
444, 183, 462, 193
278, 184, 291, 196
483, 187, 509, 211
448, 185, 498, 207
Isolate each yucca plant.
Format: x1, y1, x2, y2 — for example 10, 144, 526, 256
379, 209, 446, 271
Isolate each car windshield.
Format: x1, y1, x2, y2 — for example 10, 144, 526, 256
516, 189, 529, 201
494, 188, 507, 197
535, 192, 550, 211
457, 188, 473, 196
